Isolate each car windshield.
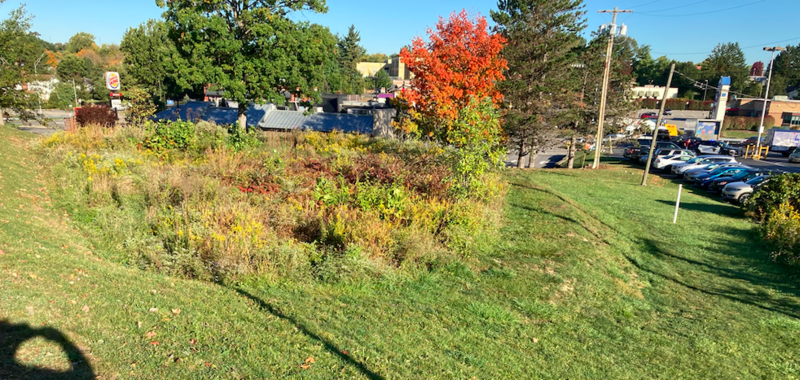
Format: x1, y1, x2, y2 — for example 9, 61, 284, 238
745, 176, 769, 185
685, 157, 703, 164
719, 142, 733, 149
707, 167, 731, 175
728, 170, 753, 180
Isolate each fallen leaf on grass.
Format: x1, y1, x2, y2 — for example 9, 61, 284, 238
148, 308, 158, 312
300, 364, 311, 370
189, 339, 197, 345
305, 357, 315, 364
81, 305, 90, 313
145, 331, 156, 338
0, 249, 4, 255
149, 341, 159, 346
171, 308, 181, 315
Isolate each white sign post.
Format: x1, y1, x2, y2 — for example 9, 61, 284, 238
673, 185, 683, 224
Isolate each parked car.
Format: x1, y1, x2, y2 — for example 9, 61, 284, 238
789, 150, 800, 163
692, 166, 752, 187
604, 133, 627, 142
641, 112, 658, 119
684, 163, 746, 182
744, 136, 766, 146
707, 170, 776, 193
693, 140, 741, 156
671, 155, 738, 175
653, 151, 696, 171
639, 148, 694, 165
629, 146, 651, 161
664, 109, 673, 116
721, 175, 774, 204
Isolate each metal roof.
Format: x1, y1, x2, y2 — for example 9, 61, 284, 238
153, 101, 374, 134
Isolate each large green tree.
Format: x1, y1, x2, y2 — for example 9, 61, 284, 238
0, 1, 43, 125
56, 54, 89, 81
701, 42, 749, 93
121, 19, 182, 107
336, 24, 366, 94
492, 0, 586, 168
157, 0, 335, 128
66, 32, 97, 53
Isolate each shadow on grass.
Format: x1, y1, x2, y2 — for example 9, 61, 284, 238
234, 289, 385, 380
638, 238, 800, 319
0, 320, 94, 380
655, 200, 743, 217
510, 177, 800, 319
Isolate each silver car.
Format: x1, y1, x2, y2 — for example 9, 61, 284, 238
672, 155, 738, 175
721, 176, 771, 203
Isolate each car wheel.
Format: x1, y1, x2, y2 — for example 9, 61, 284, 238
739, 193, 752, 204
783, 152, 791, 157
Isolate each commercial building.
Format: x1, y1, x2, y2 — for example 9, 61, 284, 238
728, 97, 800, 128
356, 56, 413, 81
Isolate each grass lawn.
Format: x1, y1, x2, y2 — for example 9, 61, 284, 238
721, 129, 755, 139
2, 125, 800, 378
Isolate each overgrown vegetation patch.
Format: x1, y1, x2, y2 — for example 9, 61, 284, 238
39, 122, 503, 283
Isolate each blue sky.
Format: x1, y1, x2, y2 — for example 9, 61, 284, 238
4, 0, 798, 65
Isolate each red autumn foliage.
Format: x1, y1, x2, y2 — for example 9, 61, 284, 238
76, 104, 118, 127
398, 10, 507, 130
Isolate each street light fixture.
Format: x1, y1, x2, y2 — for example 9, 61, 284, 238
755, 46, 786, 157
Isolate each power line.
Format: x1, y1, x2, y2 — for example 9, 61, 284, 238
651, 37, 800, 56
637, 0, 765, 17
673, 70, 760, 99
627, 0, 661, 9
636, 0, 710, 13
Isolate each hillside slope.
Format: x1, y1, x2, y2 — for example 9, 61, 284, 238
2, 125, 799, 378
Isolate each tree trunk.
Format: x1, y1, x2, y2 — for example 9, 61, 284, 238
567, 136, 577, 169
238, 104, 248, 131
527, 150, 536, 169
0, 109, 5, 126
527, 153, 536, 169
516, 141, 526, 169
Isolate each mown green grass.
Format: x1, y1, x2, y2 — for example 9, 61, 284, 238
721, 129, 755, 139
2, 124, 800, 378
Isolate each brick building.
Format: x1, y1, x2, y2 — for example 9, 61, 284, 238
728, 97, 800, 128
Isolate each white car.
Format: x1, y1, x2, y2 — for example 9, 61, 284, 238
653, 152, 696, 171
683, 163, 746, 182
638, 148, 694, 165
671, 155, 738, 175
721, 176, 772, 203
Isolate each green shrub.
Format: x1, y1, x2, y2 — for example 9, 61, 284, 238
761, 202, 800, 264
747, 173, 800, 263
143, 120, 196, 152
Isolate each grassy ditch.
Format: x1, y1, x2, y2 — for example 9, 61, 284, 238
2, 124, 800, 378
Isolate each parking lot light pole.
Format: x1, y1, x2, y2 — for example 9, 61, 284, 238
755, 46, 785, 158
642, 63, 675, 186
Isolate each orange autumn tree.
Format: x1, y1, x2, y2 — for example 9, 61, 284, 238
396, 10, 507, 140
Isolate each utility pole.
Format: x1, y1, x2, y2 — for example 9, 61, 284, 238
72, 79, 79, 107
703, 80, 708, 101
592, 7, 633, 169
642, 63, 675, 186
756, 46, 786, 157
